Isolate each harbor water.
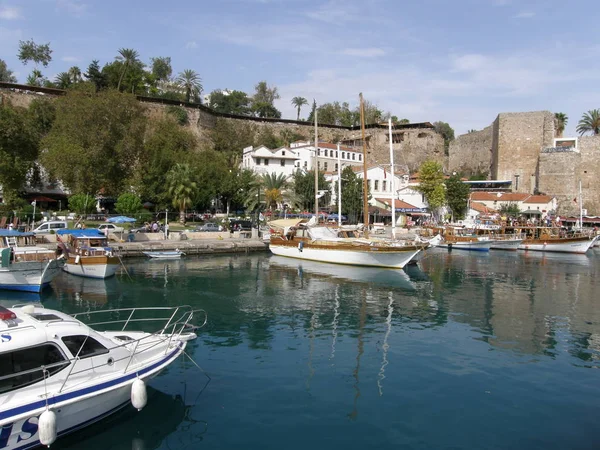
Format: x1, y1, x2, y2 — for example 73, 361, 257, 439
10, 248, 600, 449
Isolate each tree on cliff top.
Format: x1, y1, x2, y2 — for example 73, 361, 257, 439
17, 39, 53, 68
576, 109, 600, 136
291, 97, 308, 120
433, 121, 455, 156
554, 112, 568, 137
416, 160, 445, 220
208, 90, 251, 115
251, 81, 281, 118
176, 69, 203, 103
115, 48, 141, 91
0, 59, 17, 83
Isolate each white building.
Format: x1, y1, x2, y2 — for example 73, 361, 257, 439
242, 145, 300, 178
289, 141, 364, 173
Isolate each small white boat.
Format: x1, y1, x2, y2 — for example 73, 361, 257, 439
0, 230, 65, 292
0, 304, 206, 449
143, 249, 185, 259
425, 234, 492, 252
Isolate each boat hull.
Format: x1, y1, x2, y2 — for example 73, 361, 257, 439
0, 342, 186, 450
0, 259, 64, 293
518, 237, 594, 254
433, 240, 491, 252
489, 239, 524, 251
142, 251, 184, 260
269, 242, 420, 269
63, 255, 120, 279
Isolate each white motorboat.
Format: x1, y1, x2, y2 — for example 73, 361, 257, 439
422, 233, 492, 252
0, 230, 65, 292
0, 304, 206, 449
142, 250, 185, 260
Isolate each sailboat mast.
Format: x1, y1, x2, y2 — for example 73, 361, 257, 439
360, 93, 369, 238
389, 118, 396, 238
579, 179, 583, 230
337, 142, 342, 227
314, 109, 319, 218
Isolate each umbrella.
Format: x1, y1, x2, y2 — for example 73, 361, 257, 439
107, 216, 136, 223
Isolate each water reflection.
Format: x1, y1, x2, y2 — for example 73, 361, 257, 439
54, 386, 207, 450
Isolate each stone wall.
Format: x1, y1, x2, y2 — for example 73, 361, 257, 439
448, 126, 493, 176
492, 111, 555, 194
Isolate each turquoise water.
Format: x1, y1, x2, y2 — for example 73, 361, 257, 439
19, 249, 600, 449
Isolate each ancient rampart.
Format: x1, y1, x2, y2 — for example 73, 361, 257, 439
448, 126, 492, 176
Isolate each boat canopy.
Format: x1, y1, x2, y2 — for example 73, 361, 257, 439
56, 229, 106, 238
308, 226, 340, 240
268, 218, 308, 229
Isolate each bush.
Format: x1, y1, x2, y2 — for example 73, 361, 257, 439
166, 106, 189, 126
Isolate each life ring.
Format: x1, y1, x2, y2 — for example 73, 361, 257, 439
83, 250, 89, 256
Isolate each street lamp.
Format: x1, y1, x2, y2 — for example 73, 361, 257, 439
31, 200, 36, 227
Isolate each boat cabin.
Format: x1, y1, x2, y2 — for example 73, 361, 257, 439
56, 229, 112, 256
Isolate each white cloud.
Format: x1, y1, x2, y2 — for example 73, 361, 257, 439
61, 56, 80, 62
185, 41, 198, 49
0, 5, 21, 19
56, 0, 87, 17
341, 47, 385, 58
515, 11, 535, 19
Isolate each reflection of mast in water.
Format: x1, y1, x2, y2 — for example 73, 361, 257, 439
164, 263, 169, 288
306, 293, 317, 391
377, 292, 394, 396
330, 285, 340, 360
348, 289, 367, 421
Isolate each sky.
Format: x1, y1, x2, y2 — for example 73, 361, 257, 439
1, 0, 599, 136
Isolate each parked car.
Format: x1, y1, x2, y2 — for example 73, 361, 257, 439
32, 221, 68, 235
195, 223, 220, 232
98, 223, 125, 234
230, 220, 253, 231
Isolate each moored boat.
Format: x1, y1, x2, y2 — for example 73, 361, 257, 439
142, 250, 185, 259
57, 229, 120, 279
0, 304, 206, 449
0, 230, 65, 292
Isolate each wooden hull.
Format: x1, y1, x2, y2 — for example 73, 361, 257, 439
518, 237, 595, 254
64, 255, 120, 279
269, 238, 421, 269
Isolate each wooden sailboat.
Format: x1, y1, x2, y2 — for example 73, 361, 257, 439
268, 94, 423, 269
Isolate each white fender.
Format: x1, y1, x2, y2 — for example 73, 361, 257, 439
75, 255, 81, 264
39, 409, 57, 447
131, 378, 147, 411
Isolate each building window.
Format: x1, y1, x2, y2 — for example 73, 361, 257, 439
257, 158, 262, 165
264, 159, 269, 165
335, 163, 338, 171
304, 161, 307, 168
282, 151, 285, 156
358, 154, 362, 161
374, 180, 379, 191
324, 149, 328, 157
335, 151, 338, 158
317, 149, 320, 156
342, 152, 345, 159
324, 162, 328, 171
383, 180, 387, 191
352, 154, 355, 160
280, 159, 285, 166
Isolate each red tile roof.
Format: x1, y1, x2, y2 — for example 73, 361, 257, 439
470, 201, 496, 214
375, 198, 420, 209
523, 195, 553, 204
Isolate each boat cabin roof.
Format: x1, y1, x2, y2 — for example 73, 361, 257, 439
0, 305, 89, 351
57, 229, 106, 239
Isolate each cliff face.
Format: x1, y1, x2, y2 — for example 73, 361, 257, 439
448, 125, 493, 176
0, 85, 446, 172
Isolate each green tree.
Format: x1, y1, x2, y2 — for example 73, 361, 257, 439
150, 56, 172, 82
0, 59, 17, 83
41, 89, 147, 195
261, 173, 289, 210
210, 118, 256, 167
0, 103, 39, 206
54, 72, 72, 89
129, 117, 198, 205
115, 48, 141, 91
25, 69, 46, 87
26, 98, 56, 139
68, 193, 95, 215
398, 118, 410, 124
433, 121, 455, 156
416, 160, 446, 220
293, 169, 331, 213
208, 90, 252, 115
115, 193, 143, 215
166, 106, 188, 125
68, 66, 82, 84
17, 39, 53, 67
84, 60, 108, 92
554, 112, 568, 138
499, 202, 520, 217
252, 81, 281, 118
576, 109, 600, 136
291, 96, 308, 120
339, 166, 363, 224
445, 174, 470, 220
166, 163, 198, 223
176, 69, 203, 103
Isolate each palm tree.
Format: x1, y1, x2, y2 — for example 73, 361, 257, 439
291, 96, 308, 121
576, 109, 600, 136
116, 48, 140, 91
26, 69, 44, 87
54, 72, 72, 89
166, 163, 198, 223
554, 112, 568, 137
176, 69, 203, 103
68, 66, 82, 84
262, 173, 288, 210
